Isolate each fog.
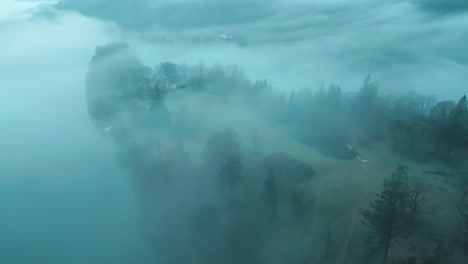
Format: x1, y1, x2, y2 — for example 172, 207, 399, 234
53, 0, 468, 99
0, 1, 155, 263
1, 1, 468, 264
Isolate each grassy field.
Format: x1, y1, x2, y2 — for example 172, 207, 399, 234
123, 91, 468, 263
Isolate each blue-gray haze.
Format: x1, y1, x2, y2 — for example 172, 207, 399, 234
1, 1, 468, 264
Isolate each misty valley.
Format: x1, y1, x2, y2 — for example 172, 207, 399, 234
84, 42, 468, 264
2, 1, 468, 264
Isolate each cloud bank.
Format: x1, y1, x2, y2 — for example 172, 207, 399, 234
52, 0, 468, 99
0, 1, 156, 263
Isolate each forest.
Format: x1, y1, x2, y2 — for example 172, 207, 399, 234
85, 42, 468, 264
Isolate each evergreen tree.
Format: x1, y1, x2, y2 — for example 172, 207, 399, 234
361, 166, 409, 264
315, 81, 327, 104
263, 168, 278, 219
218, 155, 242, 186
446, 95, 468, 157
327, 84, 342, 112
359, 75, 379, 113
464, 207, 468, 249
429, 101, 455, 154
451, 95, 468, 125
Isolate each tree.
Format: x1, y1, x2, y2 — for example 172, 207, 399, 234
146, 66, 172, 108
250, 128, 263, 156
158, 62, 180, 84
188, 61, 204, 90
288, 90, 298, 116
218, 155, 242, 186
420, 95, 436, 118
86, 42, 148, 124
344, 211, 359, 264
263, 168, 278, 219
147, 80, 167, 108
390, 120, 408, 152
429, 101, 455, 154
361, 166, 409, 264
203, 129, 240, 164
315, 81, 327, 104
290, 190, 315, 218
324, 219, 333, 259
327, 84, 342, 112
406, 181, 432, 223
394, 244, 451, 264
464, 206, 468, 248
393, 256, 419, 264
358, 75, 379, 117
460, 182, 468, 206
451, 95, 468, 126
250, 79, 271, 103
445, 95, 468, 157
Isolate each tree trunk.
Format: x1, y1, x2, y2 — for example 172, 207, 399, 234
393, 135, 399, 152
345, 236, 352, 264
409, 137, 416, 150
446, 140, 453, 158
435, 137, 440, 153
461, 185, 468, 205
325, 222, 332, 259
382, 238, 390, 264
382, 221, 394, 264
410, 208, 416, 224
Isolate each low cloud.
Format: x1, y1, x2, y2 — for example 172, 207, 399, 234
0, 2, 156, 262
415, 0, 468, 15
50, 0, 468, 99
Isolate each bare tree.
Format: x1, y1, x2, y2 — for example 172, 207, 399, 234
407, 182, 433, 223
290, 190, 315, 219
325, 220, 333, 259
460, 182, 468, 206
263, 168, 278, 220
344, 212, 358, 264
451, 206, 466, 242
250, 128, 263, 156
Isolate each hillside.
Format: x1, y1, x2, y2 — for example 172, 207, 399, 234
85, 42, 468, 264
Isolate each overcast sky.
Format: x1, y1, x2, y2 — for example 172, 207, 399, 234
43, 0, 468, 99
3, 0, 466, 98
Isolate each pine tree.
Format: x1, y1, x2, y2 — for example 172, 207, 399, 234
263, 168, 278, 219
361, 166, 409, 264
452, 95, 468, 125
359, 75, 379, 112
429, 101, 455, 154
446, 95, 468, 157
218, 155, 242, 186
464, 208, 468, 249
327, 84, 342, 112
315, 81, 327, 104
